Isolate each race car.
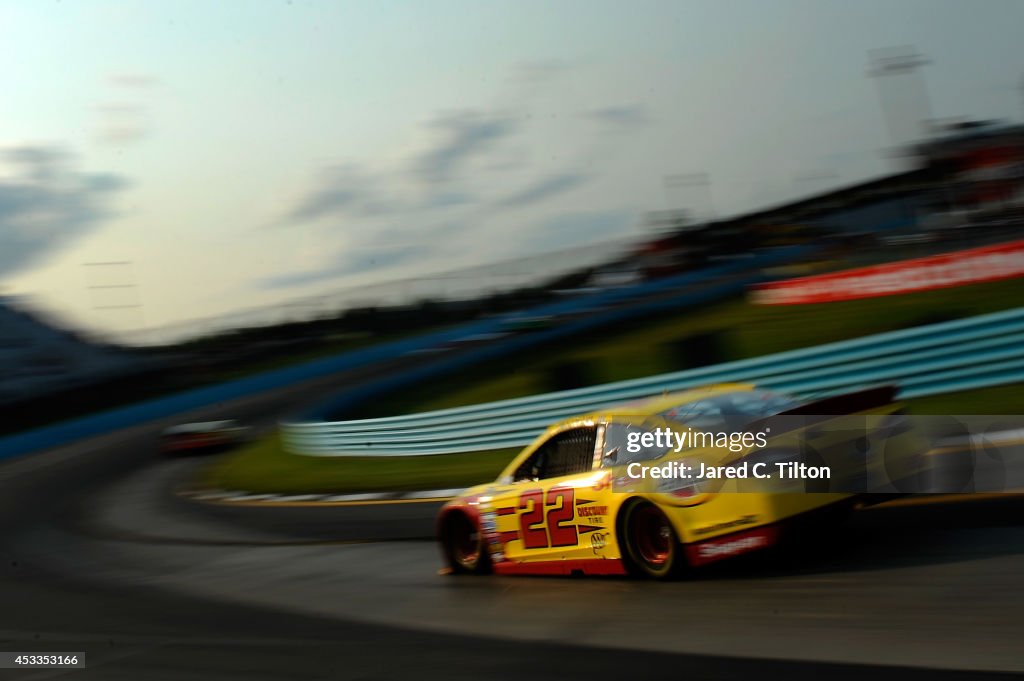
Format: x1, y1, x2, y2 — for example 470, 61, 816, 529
437, 383, 924, 579
159, 419, 250, 455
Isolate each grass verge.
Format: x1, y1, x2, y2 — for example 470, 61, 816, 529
201, 433, 519, 495
365, 278, 1024, 416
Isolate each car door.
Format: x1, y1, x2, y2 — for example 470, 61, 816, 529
488, 423, 604, 565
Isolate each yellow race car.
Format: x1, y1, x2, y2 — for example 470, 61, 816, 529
437, 383, 922, 579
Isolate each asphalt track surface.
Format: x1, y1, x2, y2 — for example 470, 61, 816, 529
2, 369, 1024, 679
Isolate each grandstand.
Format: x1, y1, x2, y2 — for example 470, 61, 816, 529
0, 297, 149, 407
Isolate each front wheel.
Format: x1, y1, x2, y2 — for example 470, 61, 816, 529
620, 502, 684, 579
441, 513, 492, 575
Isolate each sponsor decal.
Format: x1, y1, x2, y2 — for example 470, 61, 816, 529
481, 510, 505, 553
590, 532, 608, 555
576, 505, 608, 518
686, 527, 778, 566
698, 535, 765, 558
518, 486, 579, 549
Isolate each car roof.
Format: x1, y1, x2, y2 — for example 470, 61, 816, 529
162, 420, 239, 435
556, 383, 760, 424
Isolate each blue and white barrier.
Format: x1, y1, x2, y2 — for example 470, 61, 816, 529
283, 307, 1024, 456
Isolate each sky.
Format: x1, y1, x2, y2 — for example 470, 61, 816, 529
2, 0, 1022, 341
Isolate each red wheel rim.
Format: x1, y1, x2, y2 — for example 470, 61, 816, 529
632, 506, 672, 566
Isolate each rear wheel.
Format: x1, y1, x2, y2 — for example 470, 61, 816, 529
442, 513, 492, 575
620, 502, 683, 579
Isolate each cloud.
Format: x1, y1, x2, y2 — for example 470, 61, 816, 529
495, 172, 590, 208
282, 110, 520, 226
283, 164, 398, 223
0, 145, 128, 278
482, 151, 528, 174
97, 126, 149, 145
257, 204, 638, 293
109, 73, 160, 89
256, 243, 424, 290
525, 209, 636, 251
96, 80, 157, 147
265, 66, 645, 291
426, 191, 476, 208
414, 110, 518, 184
5, 147, 72, 181
95, 103, 145, 115
511, 59, 568, 87
257, 214, 480, 291
256, 268, 341, 291
584, 105, 650, 130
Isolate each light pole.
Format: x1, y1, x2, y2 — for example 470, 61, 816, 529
663, 173, 720, 223
1019, 74, 1024, 124
82, 261, 145, 342
793, 169, 840, 197
867, 46, 935, 155
664, 172, 716, 223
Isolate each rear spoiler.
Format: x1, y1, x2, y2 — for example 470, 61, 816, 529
779, 384, 899, 416
747, 385, 900, 435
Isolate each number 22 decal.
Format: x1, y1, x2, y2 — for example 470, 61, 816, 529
518, 487, 578, 549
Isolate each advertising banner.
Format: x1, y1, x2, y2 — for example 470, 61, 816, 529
752, 239, 1024, 304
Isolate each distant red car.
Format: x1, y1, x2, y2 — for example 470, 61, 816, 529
160, 420, 249, 455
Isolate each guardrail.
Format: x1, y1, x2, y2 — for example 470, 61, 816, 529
283, 306, 1024, 456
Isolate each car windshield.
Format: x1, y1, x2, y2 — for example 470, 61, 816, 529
660, 391, 800, 432
602, 421, 673, 467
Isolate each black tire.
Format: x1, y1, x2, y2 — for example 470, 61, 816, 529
441, 512, 492, 575
619, 501, 684, 580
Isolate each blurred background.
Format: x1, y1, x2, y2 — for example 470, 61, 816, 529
2, 4, 1024, 678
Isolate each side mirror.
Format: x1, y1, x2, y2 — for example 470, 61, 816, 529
603, 447, 619, 465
